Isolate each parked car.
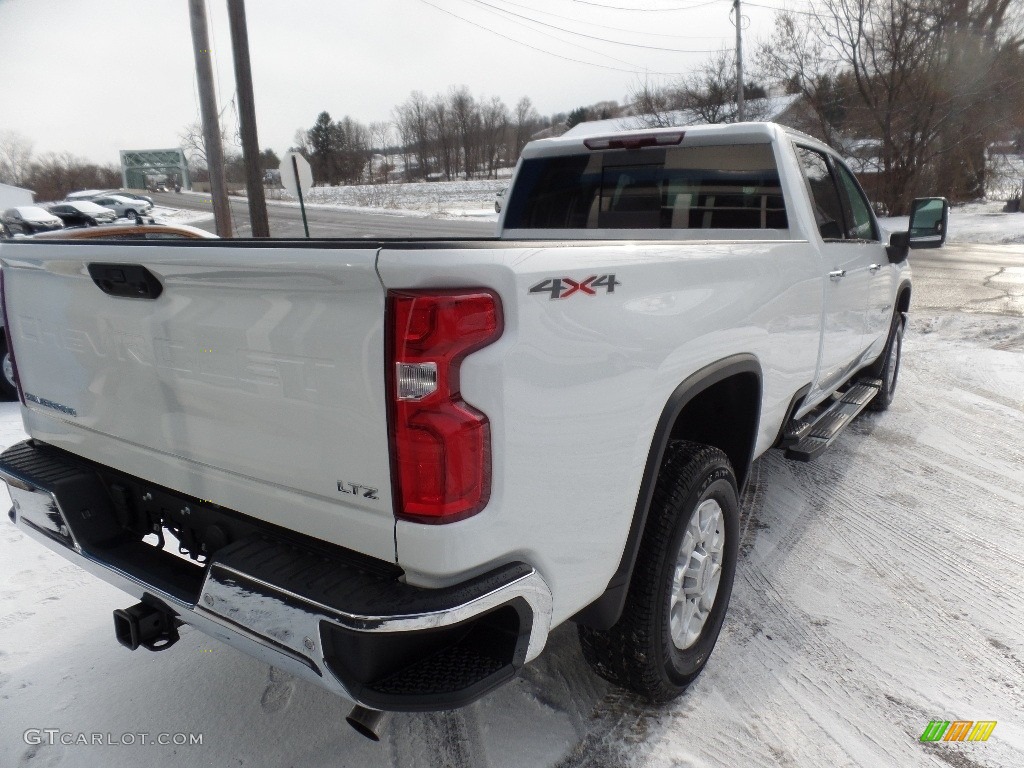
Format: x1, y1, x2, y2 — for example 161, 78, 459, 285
89, 194, 153, 219
65, 189, 107, 202
31, 222, 216, 240
48, 201, 118, 227
105, 190, 155, 207
0, 206, 64, 235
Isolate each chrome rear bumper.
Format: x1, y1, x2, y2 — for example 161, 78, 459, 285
1, 441, 552, 711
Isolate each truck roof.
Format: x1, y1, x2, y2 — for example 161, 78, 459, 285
521, 121, 830, 160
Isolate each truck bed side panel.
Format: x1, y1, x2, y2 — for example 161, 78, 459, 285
379, 240, 822, 623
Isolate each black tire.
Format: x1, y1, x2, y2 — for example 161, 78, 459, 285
125, 209, 138, 220
579, 440, 740, 702
0, 335, 18, 401
868, 311, 904, 412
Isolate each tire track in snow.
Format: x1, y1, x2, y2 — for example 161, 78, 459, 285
387, 710, 480, 768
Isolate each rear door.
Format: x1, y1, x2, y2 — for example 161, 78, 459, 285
831, 159, 892, 353
794, 146, 875, 396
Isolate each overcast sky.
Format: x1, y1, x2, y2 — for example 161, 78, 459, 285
0, 0, 800, 165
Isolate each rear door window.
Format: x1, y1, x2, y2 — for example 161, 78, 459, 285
794, 147, 846, 241
503, 143, 787, 230
833, 161, 878, 241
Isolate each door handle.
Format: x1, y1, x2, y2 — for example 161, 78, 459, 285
88, 263, 163, 300
828, 269, 846, 280
868, 263, 882, 273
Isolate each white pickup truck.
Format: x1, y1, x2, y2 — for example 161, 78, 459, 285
0, 123, 947, 738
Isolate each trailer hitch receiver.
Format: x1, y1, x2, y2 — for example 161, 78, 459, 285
113, 603, 180, 651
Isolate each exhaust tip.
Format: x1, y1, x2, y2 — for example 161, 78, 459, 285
346, 705, 390, 742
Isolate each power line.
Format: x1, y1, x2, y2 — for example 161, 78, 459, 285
498, 0, 728, 38
743, 1, 827, 18
463, 0, 724, 52
416, 0, 699, 73
568, 0, 723, 10
453, 0, 654, 68
459, 0, 730, 66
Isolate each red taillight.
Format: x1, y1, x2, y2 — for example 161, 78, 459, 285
386, 289, 503, 523
584, 131, 685, 150
0, 269, 25, 405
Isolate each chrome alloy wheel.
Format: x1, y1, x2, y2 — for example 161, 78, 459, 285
670, 498, 725, 650
2, 353, 14, 389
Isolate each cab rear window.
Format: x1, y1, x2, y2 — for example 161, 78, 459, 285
503, 143, 787, 230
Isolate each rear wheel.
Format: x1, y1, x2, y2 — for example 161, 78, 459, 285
0, 335, 18, 401
125, 209, 138, 220
579, 440, 739, 702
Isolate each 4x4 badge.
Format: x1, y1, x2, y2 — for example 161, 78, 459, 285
529, 274, 621, 300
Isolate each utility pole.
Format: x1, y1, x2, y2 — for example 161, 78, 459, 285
189, 0, 233, 237
226, 0, 270, 238
734, 0, 745, 122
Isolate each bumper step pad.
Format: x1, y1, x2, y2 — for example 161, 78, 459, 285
784, 379, 881, 462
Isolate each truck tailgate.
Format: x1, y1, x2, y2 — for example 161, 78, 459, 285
0, 241, 396, 560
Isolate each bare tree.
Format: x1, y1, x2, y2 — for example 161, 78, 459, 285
290, 128, 310, 156
0, 131, 34, 187
369, 121, 393, 183
680, 50, 741, 124
628, 56, 766, 129
481, 96, 509, 179
512, 97, 541, 158
759, 3, 945, 212
759, 0, 1024, 211
450, 86, 480, 178
929, 0, 1024, 199
757, 16, 849, 144
179, 120, 236, 175
429, 97, 456, 181
393, 92, 433, 180
23, 152, 120, 202
627, 78, 684, 127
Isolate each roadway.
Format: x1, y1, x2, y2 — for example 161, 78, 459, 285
907, 242, 1024, 317
150, 191, 495, 239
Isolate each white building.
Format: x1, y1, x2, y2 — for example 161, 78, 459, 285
0, 183, 34, 209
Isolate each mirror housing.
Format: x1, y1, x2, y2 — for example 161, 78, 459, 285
886, 231, 910, 263
907, 197, 949, 249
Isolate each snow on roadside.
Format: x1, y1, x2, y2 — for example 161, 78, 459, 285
881, 199, 1024, 245
147, 205, 213, 226
265, 179, 505, 221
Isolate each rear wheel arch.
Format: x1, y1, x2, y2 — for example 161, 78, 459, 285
572, 355, 761, 629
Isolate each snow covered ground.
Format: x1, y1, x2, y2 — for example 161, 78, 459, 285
147, 205, 213, 227
1, 234, 1023, 765
2, 306, 1022, 767
263, 178, 508, 221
